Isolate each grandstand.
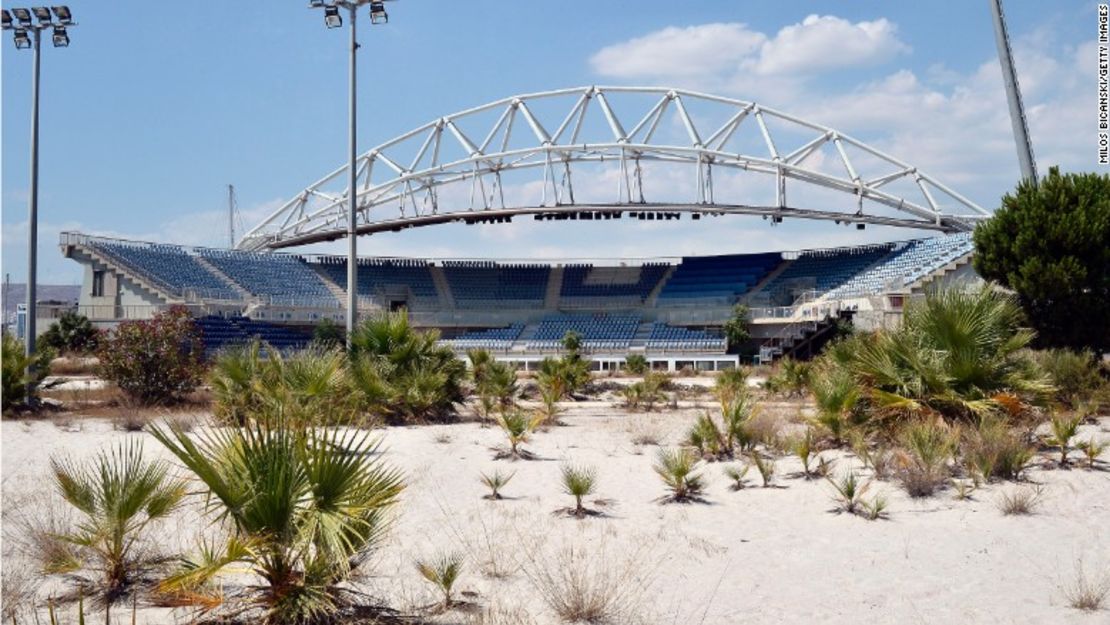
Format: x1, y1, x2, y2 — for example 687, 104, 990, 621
59, 231, 977, 369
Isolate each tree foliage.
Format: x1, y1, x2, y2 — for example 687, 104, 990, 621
97, 307, 203, 405
722, 304, 751, 353
973, 167, 1110, 351
40, 311, 100, 354
2, 331, 53, 410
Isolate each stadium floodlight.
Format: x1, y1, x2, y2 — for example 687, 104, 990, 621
50, 5, 72, 24
6, 5, 75, 399
369, 1, 387, 24
307, 0, 397, 348
2, 9, 14, 29
323, 5, 342, 28
13, 28, 32, 48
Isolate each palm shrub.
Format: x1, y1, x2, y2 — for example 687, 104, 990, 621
152, 423, 404, 625
624, 354, 648, 375
641, 372, 668, 411
1049, 412, 1083, 467
764, 357, 810, 397
1028, 348, 1104, 407
2, 331, 53, 410
50, 441, 186, 598
653, 448, 705, 503
40, 311, 101, 355
810, 365, 861, 444
98, 306, 204, 405
827, 471, 870, 515
538, 355, 589, 400
961, 415, 1033, 481
621, 382, 645, 411
1076, 438, 1108, 469
721, 391, 756, 451
896, 420, 956, 497
790, 428, 817, 478
830, 287, 1053, 423
349, 312, 467, 423
208, 340, 271, 425
496, 410, 542, 459
687, 412, 726, 459
560, 464, 598, 518
723, 464, 749, 490
713, 367, 749, 412
416, 552, 464, 611
479, 469, 514, 500
746, 451, 775, 487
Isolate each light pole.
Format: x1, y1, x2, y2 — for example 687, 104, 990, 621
2, 6, 75, 389
988, 0, 1037, 185
308, 0, 393, 348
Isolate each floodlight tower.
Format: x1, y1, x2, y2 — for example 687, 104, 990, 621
2, 6, 75, 391
308, 0, 394, 347
988, 0, 1037, 184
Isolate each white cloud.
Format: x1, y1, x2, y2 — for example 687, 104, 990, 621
589, 23, 766, 81
750, 15, 909, 75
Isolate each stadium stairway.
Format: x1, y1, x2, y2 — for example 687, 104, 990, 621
644, 265, 677, 307
194, 256, 253, 300
75, 242, 213, 303
429, 266, 456, 308
310, 265, 349, 304
908, 251, 975, 292
544, 267, 563, 308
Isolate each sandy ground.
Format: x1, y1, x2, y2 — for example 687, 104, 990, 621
2, 404, 1109, 624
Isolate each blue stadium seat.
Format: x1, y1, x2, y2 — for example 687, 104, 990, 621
559, 263, 669, 303
195, 315, 312, 356
197, 249, 336, 305
657, 253, 782, 303
443, 261, 549, 307
91, 241, 239, 300
526, 313, 641, 350
444, 323, 525, 350
311, 257, 439, 305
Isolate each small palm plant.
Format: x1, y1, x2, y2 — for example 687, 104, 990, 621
791, 428, 816, 478
1049, 412, 1083, 467
479, 469, 515, 500
50, 441, 186, 598
496, 410, 542, 460
747, 451, 776, 487
723, 463, 749, 490
416, 552, 464, 612
151, 423, 404, 625
560, 464, 598, 518
1076, 437, 1107, 469
828, 471, 870, 515
653, 448, 705, 503
687, 413, 726, 459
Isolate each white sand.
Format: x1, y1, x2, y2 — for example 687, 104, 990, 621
3, 408, 1108, 624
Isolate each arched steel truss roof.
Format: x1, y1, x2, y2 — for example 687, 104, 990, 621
239, 86, 989, 251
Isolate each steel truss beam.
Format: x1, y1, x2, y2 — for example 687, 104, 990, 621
240, 86, 989, 251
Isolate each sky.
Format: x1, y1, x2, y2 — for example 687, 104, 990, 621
0, 0, 1101, 284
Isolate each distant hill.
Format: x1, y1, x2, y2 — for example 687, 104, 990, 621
1, 284, 81, 322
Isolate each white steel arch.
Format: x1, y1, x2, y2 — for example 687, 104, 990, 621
239, 86, 989, 251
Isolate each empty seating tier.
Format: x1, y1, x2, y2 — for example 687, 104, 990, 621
444, 324, 525, 350
646, 322, 727, 352
312, 257, 439, 305
90, 241, 240, 301
657, 252, 782, 303
195, 315, 312, 355
527, 313, 641, 351
559, 263, 669, 303
443, 261, 549, 307
198, 249, 335, 304
759, 243, 896, 306
825, 233, 975, 299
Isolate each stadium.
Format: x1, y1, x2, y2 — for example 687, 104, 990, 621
57, 86, 984, 368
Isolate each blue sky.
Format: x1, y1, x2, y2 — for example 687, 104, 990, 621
1, 1, 1098, 284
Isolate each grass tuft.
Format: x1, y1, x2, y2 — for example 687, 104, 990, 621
995, 485, 1044, 515
479, 469, 515, 500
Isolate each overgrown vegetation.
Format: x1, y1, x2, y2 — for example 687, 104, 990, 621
151, 423, 404, 624
2, 331, 53, 411
653, 448, 705, 503
97, 306, 204, 405
50, 441, 186, 600
973, 167, 1110, 352
40, 311, 100, 355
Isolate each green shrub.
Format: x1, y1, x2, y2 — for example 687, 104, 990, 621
653, 448, 705, 503
624, 354, 648, 375
2, 331, 53, 410
896, 421, 956, 497
1030, 348, 1104, 406
961, 415, 1034, 481
40, 311, 100, 355
349, 312, 467, 423
152, 422, 404, 624
97, 307, 203, 405
311, 317, 343, 349
51, 441, 186, 598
